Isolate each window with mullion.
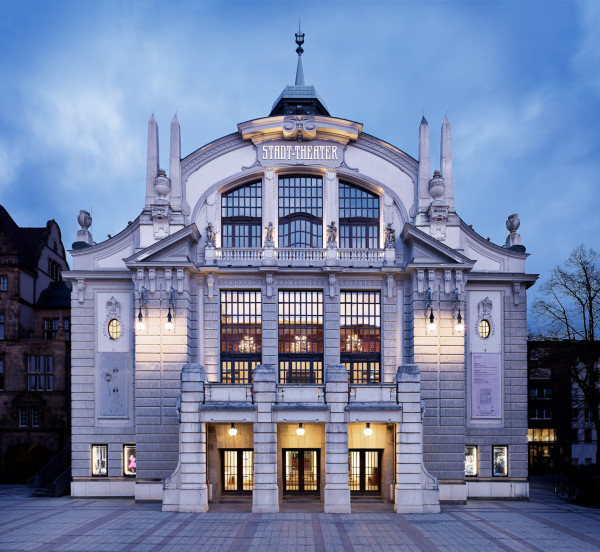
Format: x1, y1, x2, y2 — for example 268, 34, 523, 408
278, 290, 324, 383
27, 355, 54, 391
339, 182, 380, 249
278, 176, 323, 248
221, 181, 262, 248
221, 290, 262, 383
340, 291, 381, 383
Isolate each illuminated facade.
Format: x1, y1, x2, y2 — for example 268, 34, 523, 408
64, 33, 536, 512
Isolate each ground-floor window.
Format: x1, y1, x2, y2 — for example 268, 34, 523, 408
279, 358, 323, 384
221, 449, 254, 493
492, 445, 508, 477
283, 449, 320, 494
348, 449, 382, 495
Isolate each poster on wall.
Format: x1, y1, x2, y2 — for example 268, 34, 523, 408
471, 352, 501, 419
98, 352, 128, 418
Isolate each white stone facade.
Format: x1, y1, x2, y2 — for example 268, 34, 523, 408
64, 76, 535, 512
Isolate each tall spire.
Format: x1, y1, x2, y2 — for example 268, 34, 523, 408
269, 25, 330, 116
295, 20, 305, 86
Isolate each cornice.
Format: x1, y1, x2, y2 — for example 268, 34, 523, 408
181, 134, 246, 182
353, 133, 419, 179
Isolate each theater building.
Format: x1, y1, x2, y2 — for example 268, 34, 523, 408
64, 33, 536, 513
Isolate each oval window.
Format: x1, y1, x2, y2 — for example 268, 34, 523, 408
478, 319, 491, 339
107, 318, 121, 340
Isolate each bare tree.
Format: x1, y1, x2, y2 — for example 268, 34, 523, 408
533, 245, 600, 471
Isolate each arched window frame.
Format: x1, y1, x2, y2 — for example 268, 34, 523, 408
339, 181, 380, 250
221, 181, 262, 248
278, 175, 323, 248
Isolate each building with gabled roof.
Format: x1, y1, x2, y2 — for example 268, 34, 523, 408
0, 205, 70, 484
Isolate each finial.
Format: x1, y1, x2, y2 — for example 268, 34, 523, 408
295, 20, 304, 56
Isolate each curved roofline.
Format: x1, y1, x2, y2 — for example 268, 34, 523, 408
459, 218, 529, 259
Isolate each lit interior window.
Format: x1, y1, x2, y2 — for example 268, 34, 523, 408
107, 319, 121, 340
478, 319, 491, 339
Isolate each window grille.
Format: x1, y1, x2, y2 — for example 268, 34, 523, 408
339, 182, 380, 249
220, 291, 261, 383
278, 290, 324, 383
221, 181, 262, 248
278, 176, 323, 248
340, 291, 381, 383
27, 355, 54, 391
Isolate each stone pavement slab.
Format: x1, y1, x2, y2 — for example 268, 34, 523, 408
1, 485, 599, 551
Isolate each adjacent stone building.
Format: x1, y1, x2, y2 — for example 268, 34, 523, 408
0, 205, 71, 482
64, 34, 536, 512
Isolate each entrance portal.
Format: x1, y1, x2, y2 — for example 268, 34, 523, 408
221, 449, 254, 493
283, 449, 320, 494
348, 449, 382, 495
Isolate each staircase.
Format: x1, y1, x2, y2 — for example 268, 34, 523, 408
28, 445, 71, 497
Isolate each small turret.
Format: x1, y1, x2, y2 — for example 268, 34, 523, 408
270, 25, 330, 116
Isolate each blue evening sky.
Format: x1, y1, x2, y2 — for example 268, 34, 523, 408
0, 0, 598, 306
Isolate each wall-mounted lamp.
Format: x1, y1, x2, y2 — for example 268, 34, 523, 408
136, 287, 148, 331
364, 422, 373, 436
228, 423, 237, 436
425, 288, 436, 332
452, 289, 464, 333
165, 286, 175, 331
296, 423, 305, 436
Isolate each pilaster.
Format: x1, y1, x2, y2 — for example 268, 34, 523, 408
162, 364, 208, 512
252, 364, 279, 513
324, 364, 351, 513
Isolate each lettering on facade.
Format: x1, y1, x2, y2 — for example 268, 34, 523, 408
338, 279, 381, 287
277, 279, 323, 286
220, 279, 263, 286
262, 144, 338, 161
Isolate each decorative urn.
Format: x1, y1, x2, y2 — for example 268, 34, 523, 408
429, 170, 445, 201
77, 210, 92, 230
154, 169, 171, 199
506, 213, 520, 233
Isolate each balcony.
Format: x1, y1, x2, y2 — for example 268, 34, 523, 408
206, 245, 393, 268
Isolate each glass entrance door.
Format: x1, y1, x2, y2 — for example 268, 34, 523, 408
348, 449, 382, 495
221, 449, 254, 493
283, 449, 320, 494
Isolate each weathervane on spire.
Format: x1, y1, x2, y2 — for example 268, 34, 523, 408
295, 20, 304, 56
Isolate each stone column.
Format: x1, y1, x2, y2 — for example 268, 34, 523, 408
394, 365, 440, 513
324, 364, 351, 513
162, 364, 208, 512
252, 364, 279, 513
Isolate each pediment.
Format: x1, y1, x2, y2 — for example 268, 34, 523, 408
401, 224, 474, 268
124, 224, 200, 267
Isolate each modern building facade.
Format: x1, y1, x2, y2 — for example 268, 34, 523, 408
64, 34, 536, 512
528, 340, 598, 472
0, 205, 71, 483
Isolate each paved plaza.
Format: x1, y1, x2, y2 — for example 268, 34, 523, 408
1, 484, 599, 551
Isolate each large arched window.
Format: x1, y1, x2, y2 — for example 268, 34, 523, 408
221, 181, 262, 248
339, 182, 380, 249
278, 176, 323, 248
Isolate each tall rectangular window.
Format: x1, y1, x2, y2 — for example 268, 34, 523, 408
0, 313, 4, 340
340, 291, 381, 383
27, 355, 54, 391
18, 407, 27, 427
31, 407, 40, 427
0, 276, 7, 291
221, 291, 261, 383
278, 290, 324, 383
